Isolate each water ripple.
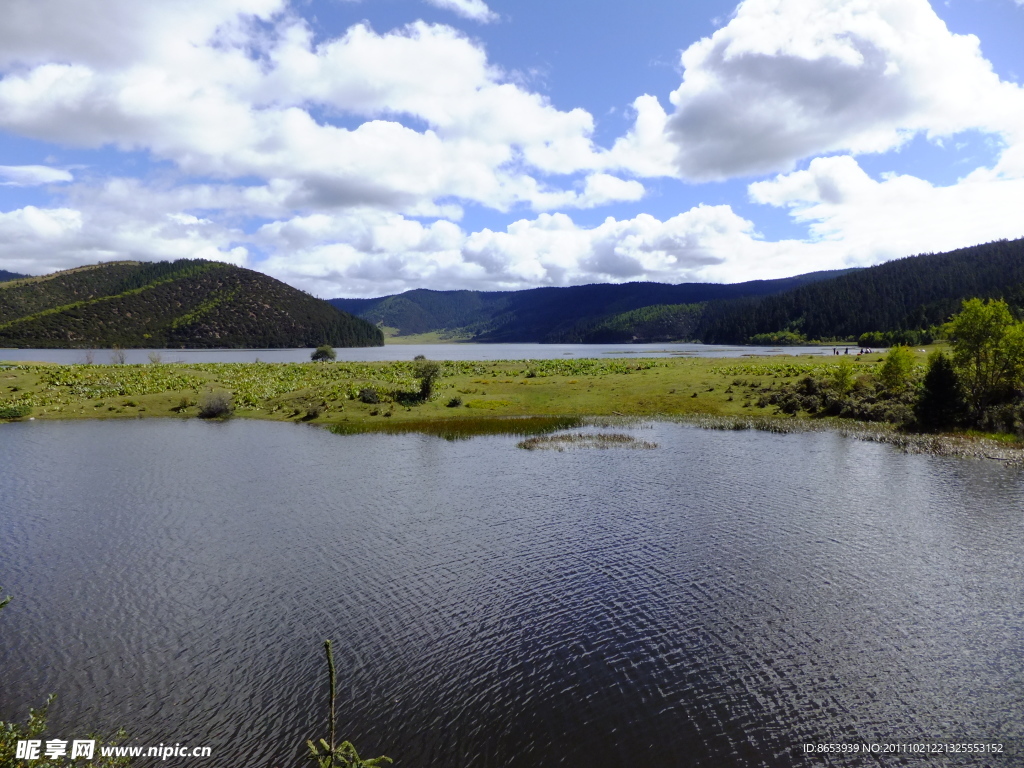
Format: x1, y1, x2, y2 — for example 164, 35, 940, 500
1, 420, 1022, 766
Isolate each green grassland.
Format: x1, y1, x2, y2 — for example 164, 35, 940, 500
0, 351, 899, 430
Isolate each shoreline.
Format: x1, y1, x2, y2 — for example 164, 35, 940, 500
2, 356, 1021, 465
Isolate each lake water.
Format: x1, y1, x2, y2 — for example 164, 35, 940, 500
0, 420, 1021, 767
0, 342, 860, 365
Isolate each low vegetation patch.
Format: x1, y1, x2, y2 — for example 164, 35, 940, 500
518, 432, 657, 451
198, 390, 233, 419
330, 415, 583, 441
0, 402, 31, 419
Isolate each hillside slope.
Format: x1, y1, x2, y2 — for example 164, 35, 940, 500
331, 269, 855, 343
697, 238, 1024, 343
0, 259, 383, 348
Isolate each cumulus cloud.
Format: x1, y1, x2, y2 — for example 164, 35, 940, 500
750, 155, 1024, 263
2, 0, 1023, 297
253, 204, 828, 297
0, 198, 247, 277
0, 165, 73, 186
0, 6, 623, 216
423, 0, 498, 24
660, 0, 1024, 180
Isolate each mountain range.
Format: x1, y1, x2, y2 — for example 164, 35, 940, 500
331, 238, 1024, 344
330, 269, 856, 343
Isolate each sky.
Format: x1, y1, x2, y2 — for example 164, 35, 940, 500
1, 0, 1023, 298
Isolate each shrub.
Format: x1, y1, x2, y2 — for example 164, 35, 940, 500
358, 388, 380, 404
413, 359, 441, 400
198, 390, 233, 419
446, 397, 462, 408
0, 403, 31, 420
311, 344, 337, 362
110, 346, 127, 365
879, 345, 916, 393
173, 396, 196, 412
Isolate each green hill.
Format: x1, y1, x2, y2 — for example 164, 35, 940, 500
0, 259, 383, 348
331, 270, 855, 343
697, 238, 1024, 343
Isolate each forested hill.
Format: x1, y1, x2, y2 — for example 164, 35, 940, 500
330, 269, 855, 343
697, 238, 1024, 343
0, 270, 27, 283
0, 260, 383, 348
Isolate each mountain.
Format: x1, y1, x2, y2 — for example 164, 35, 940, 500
330, 269, 856, 343
0, 270, 28, 283
696, 238, 1024, 343
0, 259, 383, 348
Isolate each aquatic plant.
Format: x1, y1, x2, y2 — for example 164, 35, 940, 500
307, 641, 391, 768
517, 432, 657, 451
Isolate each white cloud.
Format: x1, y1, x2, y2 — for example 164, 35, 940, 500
0, 165, 73, 186
253, 204, 827, 297
0, 0, 284, 69
658, 0, 1024, 180
423, 0, 498, 24
2, 0, 1023, 298
750, 155, 1024, 263
0, 8, 618, 216
0, 200, 246, 277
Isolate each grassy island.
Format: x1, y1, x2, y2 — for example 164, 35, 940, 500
2, 334, 1023, 461
0, 352, 892, 427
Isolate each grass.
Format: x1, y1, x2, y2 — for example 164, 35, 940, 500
0, 348, 956, 439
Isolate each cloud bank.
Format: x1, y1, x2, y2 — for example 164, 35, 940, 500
0, 0, 1022, 296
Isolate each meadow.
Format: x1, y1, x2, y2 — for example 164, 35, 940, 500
0, 352, 894, 432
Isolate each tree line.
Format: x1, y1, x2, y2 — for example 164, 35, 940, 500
760, 298, 1024, 437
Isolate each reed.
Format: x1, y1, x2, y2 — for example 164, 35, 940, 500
306, 640, 391, 768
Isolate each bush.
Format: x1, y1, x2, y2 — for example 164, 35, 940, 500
878, 345, 916, 393
413, 359, 441, 400
311, 344, 337, 362
446, 397, 462, 408
198, 390, 233, 419
358, 388, 380, 404
0, 403, 31, 420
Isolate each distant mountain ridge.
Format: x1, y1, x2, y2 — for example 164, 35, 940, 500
697, 238, 1024, 343
0, 259, 383, 348
333, 238, 1024, 344
0, 269, 27, 283
330, 269, 857, 343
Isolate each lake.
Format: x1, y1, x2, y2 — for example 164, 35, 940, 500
0, 342, 861, 365
0, 420, 1021, 767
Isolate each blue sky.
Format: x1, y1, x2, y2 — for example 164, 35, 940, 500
0, 0, 1022, 297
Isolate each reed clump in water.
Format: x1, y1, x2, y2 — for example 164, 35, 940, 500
517, 432, 657, 451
